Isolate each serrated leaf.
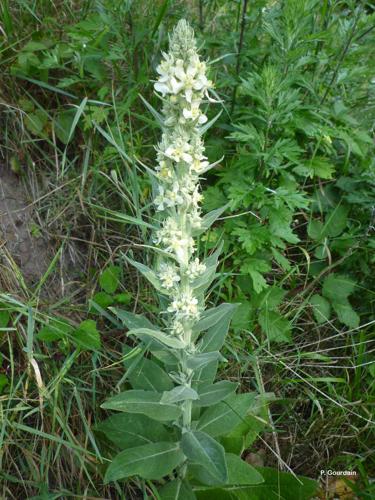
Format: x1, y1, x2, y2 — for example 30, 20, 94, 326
309, 294, 331, 324
181, 430, 228, 483
104, 442, 184, 482
259, 311, 292, 343
101, 390, 182, 422
36, 318, 73, 342
73, 319, 101, 350
99, 265, 121, 294
96, 413, 172, 449
322, 274, 356, 302
332, 300, 360, 329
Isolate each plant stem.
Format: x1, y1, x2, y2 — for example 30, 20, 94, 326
230, 0, 249, 114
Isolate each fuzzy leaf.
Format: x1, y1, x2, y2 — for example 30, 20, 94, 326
197, 393, 256, 437
196, 381, 238, 407
101, 390, 182, 422
181, 430, 228, 483
127, 328, 186, 349
96, 413, 172, 449
104, 442, 184, 482
161, 385, 199, 404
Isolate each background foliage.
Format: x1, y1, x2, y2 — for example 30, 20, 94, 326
0, 0, 374, 498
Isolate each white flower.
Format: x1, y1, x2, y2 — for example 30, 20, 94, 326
168, 291, 199, 319
158, 263, 180, 289
182, 101, 208, 124
164, 182, 184, 207
164, 142, 193, 163
187, 258, 206, 280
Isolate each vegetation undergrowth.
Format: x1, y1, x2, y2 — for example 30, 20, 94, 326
0, 0, 374, 498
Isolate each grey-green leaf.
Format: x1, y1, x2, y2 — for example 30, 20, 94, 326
104, 442, 184, 482
128, 328, 186, 349
197, 393, 256, 437
161, 385, 199, 404
186, 351, 226, 371
181, 430, 228, 484
196, 381, 238, 407
96, 413, 172, 449
125, 355, 174, 392
101, 390, 182, 422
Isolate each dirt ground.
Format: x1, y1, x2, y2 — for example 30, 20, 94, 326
0, 166, 51, 289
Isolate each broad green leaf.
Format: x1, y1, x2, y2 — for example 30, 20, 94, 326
91, 291, 114, 309
194, 489, 235, 499
73, 319, 101, 350
309, 294, 331, 324
181, 430, 228, 484
191, 453, 263, 488
127, 327, 186, 349
104, 442, 184, 482
322, 274, 356, 302
99, 265, 121, 294
158, 479, 196, 500
259, 311, 292, 343
196, 381, 238, 407
225, 453, 264, 485
233, 466, 318, 500
124, 355, 173, 392
161, 385, 199, 404
197, 393, 256, 437
101, 390, 182, 422
96, 413, 172, 449
36, 318, 73, 342
324, 205, 349, 238
332, 300, 360, 329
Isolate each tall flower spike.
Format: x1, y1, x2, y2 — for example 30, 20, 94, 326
102, 19, 273, 492
153, 20, 212, 342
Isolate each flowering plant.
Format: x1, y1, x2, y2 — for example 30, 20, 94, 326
98, 20, 316, 498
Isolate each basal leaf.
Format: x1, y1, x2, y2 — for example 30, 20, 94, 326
96, 413, 172, 449
158, 479, 196, 500
104, 442, 184, 482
